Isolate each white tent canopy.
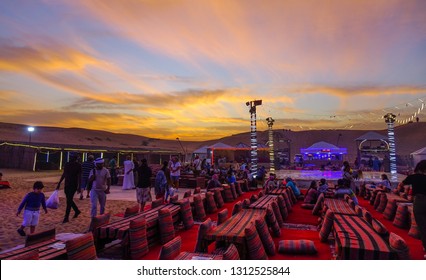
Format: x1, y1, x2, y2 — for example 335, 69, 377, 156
411, 147, 426, 166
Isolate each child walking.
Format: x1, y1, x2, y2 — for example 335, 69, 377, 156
16, 181, 48, 236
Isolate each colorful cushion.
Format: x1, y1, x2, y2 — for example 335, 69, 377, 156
266, 207, 281, 237
159, 236, 181, 260
319, 209, 334, 242
230, 183, 238, 199
347, 198, 355, 210
194, 218, 212, 253
66, 232, 97, 260
214, 189, 224, 208
170, 194, 179, 204
301, 203, 315, 209
9, 249, 39, 260
158, 208, 175, 244
372, 218, 389, 239
179, 199, 194, 230
245, 225, 268, 260
277, 196, 289, 220
25, 227, 56, 247
124, 205, 140, 217
362, 208, 372, 225
242, 198, 251, 209
183, 190, 192, 198
223, 185, 235, 202
383, 199, 398, 220
151, 198, 164, 209
271, 201, 284, 227
389, 232, 410, 260
282, 192, 293, 212
235, 182, 243, 196
354, 205, 363, 217
129, 217, 149, 259
304, 188, 318, 204
258, 190, 265, 198
193, 194, 207, 221
250, 194, 258, 203
231, 201, 243, 216
217, 208, 228, 226
408, 210, 420, 239
376, 193, 388, 213
278, 240, 317, 255
373, 192, 382, 209
89, 212, 111, 237
287, 188, 297, 205
393, 204, 409, 228
312, 193, 324, 216
255, 218, 276, 256
205, 192, 218, 214
194, 187, 201, 194
223, 243, 240, 260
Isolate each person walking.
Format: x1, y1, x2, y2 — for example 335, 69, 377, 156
135, 158, 152, 212
402, 160, 426, 259
169, 156, 181, 192
109, 156, 118, 185
122, 155, 135, 190
88, 158, 111, 217
56, 154, 81, 223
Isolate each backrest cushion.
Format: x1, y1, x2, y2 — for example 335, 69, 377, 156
158, 208, 175, 244
159, 236, 181, 260
245, 225, 268, 260
205, 192, 218, 214
255, 218, 276, 256
129, 217, 149, 259
194, 218, 212, 253
389, 232, 410, 260
179, 199, 194, 230
193, 194, 207, 222
217, 208, 229, 226
278, 240, 317, 255
124, 205, 140, 217
66, 232, 97, 260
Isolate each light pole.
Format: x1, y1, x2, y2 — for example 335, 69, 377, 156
384, 113, 397, 181
27, 126, 35, 145
266, 117, 275, 172
246, 99, 262, 179
176, 137, 186, 163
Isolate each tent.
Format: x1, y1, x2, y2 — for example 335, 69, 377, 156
411, 147, 426, 167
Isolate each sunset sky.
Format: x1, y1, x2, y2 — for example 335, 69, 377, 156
1, 0, 425, 140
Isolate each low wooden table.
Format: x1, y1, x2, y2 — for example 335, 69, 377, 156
324, 198, 358, 216
0, 239, 67, 260
267, 188, 287, 196
203, 209, 266, 259
248, 195, 277, 210
333, 214, 397, 260
98, 204, 180, 247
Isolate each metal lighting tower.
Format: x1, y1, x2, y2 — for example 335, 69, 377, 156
266, 117, 275, 172
27, 126, 35, 145
384, 113, 397, 181
176, 137, 186, 163
246, 100, 262, 178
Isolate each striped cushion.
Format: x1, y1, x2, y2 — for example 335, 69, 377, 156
362, 208, 373, 225
214, 189, 224, 208
250, 194, 259, 203
235, 182, 243, 196
373, 192, 382, 209
245, 225, 268, 260
151, 198, 164, 209
179, 199, 194, 229
194, 187, 201, 194
389, 232, 410, 260
278, 240, 317, 255
271, 201, 284, 227
223, 243, 240, 260
408, 210, 420, 239
312, 193, 324, 216
319, 210, 334, 242
66, 233, 97, 260
230, 183, 238, 199
183, 190, 192, 198
194, 218, 212, 253
223, 185, 235, 202
124, 205, 140, 217
347, 198, 355, 210
170, 194, 179, 204
242, 198, 251, 209
89, 212, 111, 237
255, 218, 276, 256
129, 217, 149, 259
159, 236, 181, 260
25, 227, 56, 247
369, 191, 377, 205
372, 218, 389, 239
277, 196, 289, 220
286, 188, 297, 205
231, 201, 243, 216
9, 249, 39, 260
304, 188, 318, 204
217, 208, 228, 226
258, 190, 265, 198
376, 193, 388, 213
354, 205, 363, 217
266, 207, 281, 237
205, 192, 218, 214
282, 192, 293, 212
158, 208, 175, 244
383, 199, 398, 220
193, 194, 207, 222
393, 204, 409, 228
301, 203, 315, 209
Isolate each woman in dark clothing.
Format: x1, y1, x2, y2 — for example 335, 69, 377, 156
402, 160, 426, 259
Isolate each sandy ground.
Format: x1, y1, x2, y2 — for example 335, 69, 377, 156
0, 169, 160, 252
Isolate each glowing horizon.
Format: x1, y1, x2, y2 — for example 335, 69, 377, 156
1, 0, 425, 140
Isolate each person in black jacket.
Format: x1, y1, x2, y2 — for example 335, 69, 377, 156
136, 158, 152, 212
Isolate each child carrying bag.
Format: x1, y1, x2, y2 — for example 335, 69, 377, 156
46, 190, 60, 209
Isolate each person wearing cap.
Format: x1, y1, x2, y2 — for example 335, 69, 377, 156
57, 154, 82, 223
88, 158, 111, 217
80, 154, 95, 200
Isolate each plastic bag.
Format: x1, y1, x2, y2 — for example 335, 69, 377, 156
46, 190, 60, 209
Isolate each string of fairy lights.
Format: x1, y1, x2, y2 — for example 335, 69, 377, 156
253, 95, 426, 131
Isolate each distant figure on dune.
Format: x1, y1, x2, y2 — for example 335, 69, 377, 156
122, 155, 135, 190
